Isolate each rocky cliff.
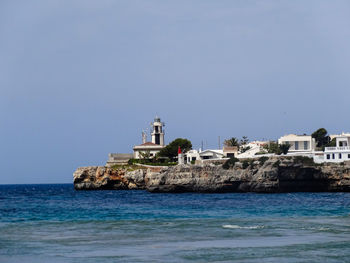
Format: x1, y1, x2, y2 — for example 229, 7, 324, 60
73, 157, 350, 192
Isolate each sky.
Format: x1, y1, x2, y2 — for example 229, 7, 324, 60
1, 0, 350, 184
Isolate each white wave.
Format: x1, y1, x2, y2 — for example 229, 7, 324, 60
222, 224, 264, 229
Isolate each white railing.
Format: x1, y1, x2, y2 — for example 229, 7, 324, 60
324, 146, 350, 152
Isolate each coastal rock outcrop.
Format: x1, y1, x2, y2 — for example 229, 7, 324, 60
146, 157, 350, 193
73, 166, 146, 190
73, 157, 350, 192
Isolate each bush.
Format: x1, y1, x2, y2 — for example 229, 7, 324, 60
293, 156, 315, 165
258, 156, 269, 165
222, 157, 239, 169
272, 160, 280, 168
279, 143, 291, 155
242, 160, 249, 169
255, 151, 267, 155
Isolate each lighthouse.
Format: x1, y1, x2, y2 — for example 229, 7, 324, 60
151, 116, 165, 146
178, 146, 184, 165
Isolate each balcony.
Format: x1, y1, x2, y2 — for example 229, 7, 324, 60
324, 146, 350, 152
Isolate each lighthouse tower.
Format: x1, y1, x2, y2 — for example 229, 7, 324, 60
151, 116, 165, 146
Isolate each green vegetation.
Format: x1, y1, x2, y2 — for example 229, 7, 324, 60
312, 128, 330, 148
263, 142, 290, 155
242, 160, 249, 169
223, 136, 252, 154
272, 160, 280, 168
324, 138, 336, 149
222, 157, 239, 169
279, 143, 291, 155
157, 138, 192, 160
255, 152, 264, 155
293, 156, 316, 166
110, 164, 140, 171
258, 156, 269, 165
223, 137, 239, 147
128, 158, 177, 166
240, 146, 251, 153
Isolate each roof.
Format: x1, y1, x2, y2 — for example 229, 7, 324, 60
139, 142, 158, 146
133, 142, 165, 150
199, 149, 224, 155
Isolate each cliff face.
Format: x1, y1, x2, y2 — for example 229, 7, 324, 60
73, 166, 145, 190
73, 157, 350, 192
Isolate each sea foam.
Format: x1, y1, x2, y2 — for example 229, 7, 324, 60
222, 224, 264, 229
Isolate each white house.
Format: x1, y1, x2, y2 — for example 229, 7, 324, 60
199, 149, 224, 160
323, 133, 350, 162
185, 149, 201, 163
278, 134, 316, 153
223, 146, 239, 158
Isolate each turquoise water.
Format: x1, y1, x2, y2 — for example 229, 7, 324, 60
1, 185, 350, 262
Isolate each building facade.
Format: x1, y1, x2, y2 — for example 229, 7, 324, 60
323, 133, 350, 162
133, 117, 165, 159
278, 134, 316, 153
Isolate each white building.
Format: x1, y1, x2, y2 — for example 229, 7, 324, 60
324, 133, 350, 162
185, 149, 225, 163
236, 141, 268, 158
133, 117, 165, 159
185, 149, 201, 163
199, 149, 224, 160
278, 134, 316, 153
223, 146, 239, 158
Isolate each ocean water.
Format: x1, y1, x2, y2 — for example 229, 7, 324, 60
0, 185, 350, 262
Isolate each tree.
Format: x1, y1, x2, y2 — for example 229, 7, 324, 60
223, 137, 239, 147
240, 136, 249, 145
157, 138, 192, 160
312, 128, 330, 148
264, 141, 280, 154
239, 136, 250, 153
279, 143, 291, 155
323, 137, 336, 150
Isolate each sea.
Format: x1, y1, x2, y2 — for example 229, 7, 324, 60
0, 184, 350, 263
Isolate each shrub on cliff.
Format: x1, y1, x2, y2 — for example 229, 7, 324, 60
259, 156, 269, 165
222, 157, 239, 169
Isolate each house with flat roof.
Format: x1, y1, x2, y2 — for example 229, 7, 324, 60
278, 134, 316, 153
324, 133, 350, 162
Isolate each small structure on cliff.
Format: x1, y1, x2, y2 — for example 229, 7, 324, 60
133, 117, 165, 159
106, 153, 133, 166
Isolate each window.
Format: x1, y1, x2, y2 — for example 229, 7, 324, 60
295, 141, 299, 150
192, 157, 196, 161
332, 154, 335, 159
327, 154, 330, 160
339, 153, 342, 159
348, 154, 350, 159
304, 141, 308, 150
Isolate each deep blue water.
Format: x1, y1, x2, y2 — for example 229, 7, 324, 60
1, 184, 350, 262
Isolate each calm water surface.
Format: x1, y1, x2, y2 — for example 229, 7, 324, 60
0, 184, 350, 262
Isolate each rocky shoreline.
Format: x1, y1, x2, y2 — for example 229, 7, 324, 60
73, 157, 350, 193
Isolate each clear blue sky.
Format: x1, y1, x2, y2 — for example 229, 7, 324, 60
1, 1, 350, 184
